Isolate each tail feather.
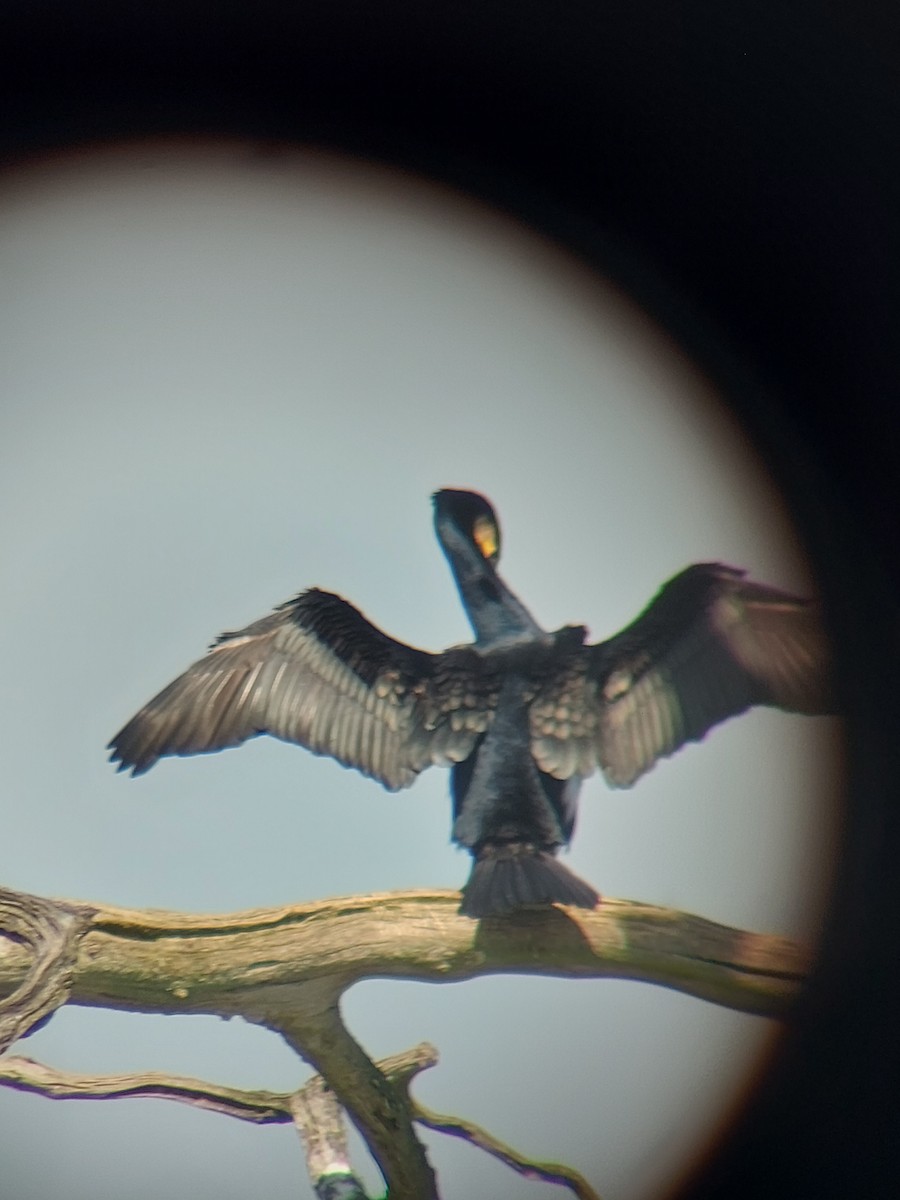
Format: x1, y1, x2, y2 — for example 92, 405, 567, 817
459, 842, 600, 918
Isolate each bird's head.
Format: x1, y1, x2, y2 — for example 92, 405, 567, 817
432, 489, 501, 565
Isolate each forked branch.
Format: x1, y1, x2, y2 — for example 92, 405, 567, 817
0, 1044, 600, 1199
0, 886, 808, 1199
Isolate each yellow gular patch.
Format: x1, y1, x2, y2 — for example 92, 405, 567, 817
473, 515, 499, 560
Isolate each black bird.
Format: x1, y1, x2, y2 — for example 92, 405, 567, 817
109, 489, 832, 917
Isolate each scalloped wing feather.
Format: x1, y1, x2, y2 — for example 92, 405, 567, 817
109, 591, 495, 790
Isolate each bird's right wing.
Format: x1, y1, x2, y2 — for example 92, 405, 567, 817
109, 589, 497, 789
530, 564, 833, 789
588, 564, 834, 787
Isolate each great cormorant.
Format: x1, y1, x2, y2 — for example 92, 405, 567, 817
109, 489, 832, 917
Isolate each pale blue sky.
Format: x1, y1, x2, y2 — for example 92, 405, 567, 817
0, 142, 840, 1200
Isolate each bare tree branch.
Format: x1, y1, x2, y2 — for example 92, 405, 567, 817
0, 890, 809, 1021
0, 1043, 438, 1199
413, 1100, 602, 1200
0, 887, 809, 1199
0, 888, 95, 1052
271, 994, 439, 1200
0, 1042, 438, 1124
289, 1070, 369, 1199
0, 1040, 600, 1199
0, 1053, 291, 1122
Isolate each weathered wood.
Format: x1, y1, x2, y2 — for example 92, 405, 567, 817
412, 1099, 602, 1200
0, 1042, 438, 1123
0, 887, 809, 1200
0, 888, 95, 1052
0, 1053, 292, 1122
0, 890, 809, 1020
273, 997, 439, 1200
0, 1042, 441, 1200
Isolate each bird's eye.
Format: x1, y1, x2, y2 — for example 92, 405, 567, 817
473, 515, 499, 561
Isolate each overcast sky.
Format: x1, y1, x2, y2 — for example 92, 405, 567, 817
0, 142, 840, 1200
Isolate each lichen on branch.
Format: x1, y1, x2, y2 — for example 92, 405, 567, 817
0, 885, 809, 1200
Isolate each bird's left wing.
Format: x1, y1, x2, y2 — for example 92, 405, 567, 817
530, 564, 834, 788
109, 589, 495, 789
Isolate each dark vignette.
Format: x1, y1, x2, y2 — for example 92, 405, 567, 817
1, 3, 898, 1198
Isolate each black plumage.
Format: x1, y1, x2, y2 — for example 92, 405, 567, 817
109, 489, 833, 917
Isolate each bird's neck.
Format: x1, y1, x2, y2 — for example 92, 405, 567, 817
439, 528, 543, 646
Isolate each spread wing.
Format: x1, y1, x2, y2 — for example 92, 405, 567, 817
109, 589, 497, 790
530, 563, 833, 788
